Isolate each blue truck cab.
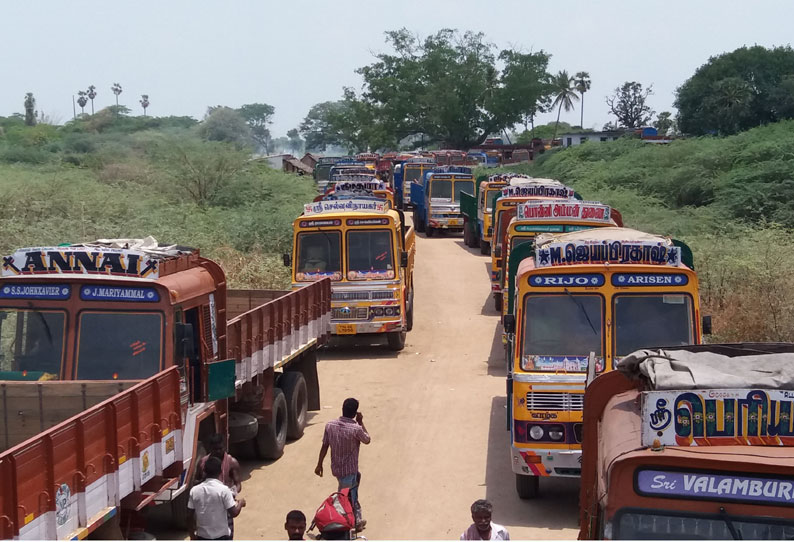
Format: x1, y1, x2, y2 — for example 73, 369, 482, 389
410, 166, 475, 237
393, 157, 435, 210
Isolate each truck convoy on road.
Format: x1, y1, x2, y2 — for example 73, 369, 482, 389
579, 343, 794, 540
410, 166, 475, 237
0, 239, 330, 539
461, 174, 509, 254
502, 227, 707, 500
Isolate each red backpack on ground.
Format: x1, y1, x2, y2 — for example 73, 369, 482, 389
309, 488, 357, 534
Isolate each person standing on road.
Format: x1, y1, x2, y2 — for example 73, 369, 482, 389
284, 510, 307, 540
315, 397, 371, 530
188, 456, 246, 540
196, 434, 242, 537
460, 499, 510, 540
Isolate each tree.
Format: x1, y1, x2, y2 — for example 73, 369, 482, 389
299, 101, 346, 151
111, 83, 122, 106
237, 103, 275, 153
550, 70, 579, 141
574, 71, 591, 128
77, 91, 88, 115
140, 94, 150, 116
286, 128, 304, 154
24, 93, 36, 126
298, 98, 377, 153
676, 45, 794, 135
348, 28, 553, 149
87, 85, 97, 114
198, 106, 252, 149
606, 81, 654, 128
653, 111, 674, 135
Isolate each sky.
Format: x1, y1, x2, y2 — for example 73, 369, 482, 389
2, 0, 792, 137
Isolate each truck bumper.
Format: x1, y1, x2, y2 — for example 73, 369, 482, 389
329, 319, 404, 335
510, 445, 582, 478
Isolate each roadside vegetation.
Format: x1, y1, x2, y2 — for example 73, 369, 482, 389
0, 109, 314, 289
494, 120, 794, 343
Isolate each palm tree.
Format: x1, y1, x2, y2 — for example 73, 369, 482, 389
551, 70, 580, 142
111, 83, 123, 106
574, 71, 591, 128
87, 85, 97, 114
140, 94, 150, 116
77, 91, 88, 115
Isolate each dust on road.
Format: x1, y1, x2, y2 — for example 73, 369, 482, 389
152, 231, 580, 540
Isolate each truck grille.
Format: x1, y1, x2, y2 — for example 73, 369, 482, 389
332, 291, 371, 301
525, 392, 584, 411
332, 307, 369, 320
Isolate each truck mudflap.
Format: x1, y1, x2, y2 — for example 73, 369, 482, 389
0, 368, 183, 540
226, 279, 331, 387
510, 445, 582, 478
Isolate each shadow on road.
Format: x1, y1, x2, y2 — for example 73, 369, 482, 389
487, 323, 506, 377
319, 337, 403, 360
481, 283, 500, 316
485, 396, 580, 531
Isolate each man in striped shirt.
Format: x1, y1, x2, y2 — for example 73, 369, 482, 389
315, 397, 371, 529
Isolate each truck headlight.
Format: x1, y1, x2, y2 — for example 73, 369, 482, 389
547, 425, 564, 441
529, 425, 544, 440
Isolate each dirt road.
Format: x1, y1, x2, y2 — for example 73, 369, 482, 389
151, 231, 580, 540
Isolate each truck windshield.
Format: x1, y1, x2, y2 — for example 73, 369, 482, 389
0, 309, 65, 377
76, 312, 163, 379
316, 164, 332, 182
346, 230, 395, 280
484, 189, 501, 212
454, 180, 474, 202
511, 236, 535, 251
522, 294, 602, 371
405, 167, 423, 183
615, 509, 794, 540
296, 231, 342, 280
614, 294, 693, 356
431, 180, 452, 199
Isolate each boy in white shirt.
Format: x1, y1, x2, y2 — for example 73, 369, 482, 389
188, 456, 245, 540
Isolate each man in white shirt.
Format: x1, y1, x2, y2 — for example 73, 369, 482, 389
460, 499, 510, 540
188, 456, 246, 540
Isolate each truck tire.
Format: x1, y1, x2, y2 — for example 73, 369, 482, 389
516, 474, 540, 499
426, 227, 435, 238
171, 441, 205, 528
254, 389, 288, 460
406, 288, 414, 332
413, 211, 425, 233
387, 331, 406, 351
463, 226, 472, 247
279, 372, 308, 440
480, 241, 490, 255
494, 293, 503, 312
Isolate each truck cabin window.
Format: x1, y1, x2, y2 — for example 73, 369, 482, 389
0, 309, 65, 377
297, 231, 342, 275
615, 510, 794, 540
405, 167, 423, 183
346, 230, 394, 278
431, 180, 452, 199
76, 312, 162, 380
454, 180, 474, 202
522, 294, 602, 371
511, 237, 535, 251
614, 294, 693, 356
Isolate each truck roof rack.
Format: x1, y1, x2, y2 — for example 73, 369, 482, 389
70, 237, 198, 260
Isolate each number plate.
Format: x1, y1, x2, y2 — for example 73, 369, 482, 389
449, 219, 461, 226
336, 323, 356, 335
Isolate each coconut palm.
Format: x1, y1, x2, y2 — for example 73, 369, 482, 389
111, 83, 123, 106
574, 71, 591, 128
87, 85, 97, 114
140, 94, 150, 116
77, 91, 88, 115
551, 70, 580, 141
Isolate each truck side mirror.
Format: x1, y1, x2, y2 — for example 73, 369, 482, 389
494, 246, 502, 258
702, 315, 713, 335
283, 253, 291, 267
503, 314, 515, 334
400, 251, 409, 268
175, 322, 196, 362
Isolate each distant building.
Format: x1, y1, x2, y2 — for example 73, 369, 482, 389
301, 153, 321, 170
258, 153, 314, 175
559, 130, 626, 148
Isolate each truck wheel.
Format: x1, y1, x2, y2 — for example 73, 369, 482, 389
279, 372, 308, 440
463, 226, 470, 246
406, 289, 414, 332
387, 331, 406, 351
426, 227, 435, 238
414, 211, 425, 233
494, 293, 503, 312
480, 241, 490, 255
516, 474, 540, 499
254, 388, 288, 460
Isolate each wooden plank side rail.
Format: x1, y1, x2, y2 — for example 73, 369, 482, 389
227, 280, 331, 388
0, 367, 182, 540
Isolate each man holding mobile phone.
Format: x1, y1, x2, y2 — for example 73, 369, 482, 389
315, 397, 371, 530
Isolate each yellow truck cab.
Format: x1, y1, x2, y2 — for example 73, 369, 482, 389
503, 227, 705, 499
490, 179, 576, 311
287, 198, 416, 350
499, 200, 622, 321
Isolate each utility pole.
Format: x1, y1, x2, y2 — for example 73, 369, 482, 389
72, 95, 76, 120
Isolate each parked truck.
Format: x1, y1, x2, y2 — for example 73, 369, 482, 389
579, 343, 794, 540
393, 156, 435, 210
410, 166, 475, 237
460, 174, 509, 254
0, 239, 330, 539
